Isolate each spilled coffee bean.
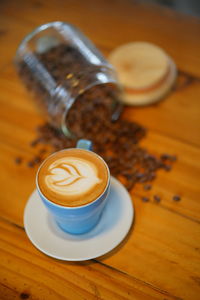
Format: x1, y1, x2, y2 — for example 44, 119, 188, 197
154, 195, 161, 203
173, 195, 181, 201
143, 184, 152, 191
15, 157, 23, 165
142, 197, 150, 202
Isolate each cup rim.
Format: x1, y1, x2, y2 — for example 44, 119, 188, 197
36, 148, 110, 209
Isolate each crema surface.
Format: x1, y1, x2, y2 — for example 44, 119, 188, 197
38, 149, 108, 206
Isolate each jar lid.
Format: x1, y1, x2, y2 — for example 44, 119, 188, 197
109, 42, 177, 106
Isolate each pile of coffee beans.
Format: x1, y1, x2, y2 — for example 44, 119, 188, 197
24, 86, 176, 192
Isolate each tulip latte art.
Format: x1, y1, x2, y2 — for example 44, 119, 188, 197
38, 149, 108, 206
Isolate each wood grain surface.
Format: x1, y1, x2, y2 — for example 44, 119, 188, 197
0, 0, 200, 299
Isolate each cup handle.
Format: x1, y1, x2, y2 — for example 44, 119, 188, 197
76, 139, 93, 151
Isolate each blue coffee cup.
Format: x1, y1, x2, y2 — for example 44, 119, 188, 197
36, 139, 110, 234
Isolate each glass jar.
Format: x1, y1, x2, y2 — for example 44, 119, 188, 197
15, 22, 122, 137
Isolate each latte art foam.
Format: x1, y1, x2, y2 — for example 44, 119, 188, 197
45, 157, 101, 197
37, 149, 109, 207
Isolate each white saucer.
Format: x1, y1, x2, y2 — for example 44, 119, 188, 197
24, 177, 134, 261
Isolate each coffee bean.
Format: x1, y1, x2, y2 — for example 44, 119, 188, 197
20, 292, 30, 299
170, 155, 177, 162
15, 157, 22, 164
154, 195, 161, 203
125, 181, 134, 191
141, 197, 149, 202
33, 156, 42, 164
163, 164, 172, 172
30, 139, 39, 147
136, 172, 144, 179
143, 184, 152, 191
173, 195, 181, 201
161, 154, 170, 160
27, 161, 35, 168
39, 148, 47, 154
161, 154, 177, 162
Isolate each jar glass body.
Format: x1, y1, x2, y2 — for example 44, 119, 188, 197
15, 22, 122, 136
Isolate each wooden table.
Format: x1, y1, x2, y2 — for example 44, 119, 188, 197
0, 0, 200, 299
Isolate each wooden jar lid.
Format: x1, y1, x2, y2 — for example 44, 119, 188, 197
109, 42, 177, 105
